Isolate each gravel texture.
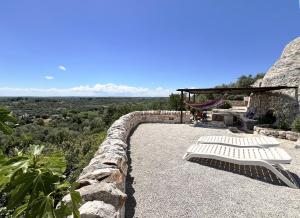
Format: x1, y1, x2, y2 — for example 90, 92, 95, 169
125, 123, 300, 218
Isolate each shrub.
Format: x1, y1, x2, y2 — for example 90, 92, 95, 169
218, 101, 232, 109
227, 95, 245, 101
274, 108, 290, 130
276, 119, 290, 130
292, 116, 300, 132
259, 110, 276, 125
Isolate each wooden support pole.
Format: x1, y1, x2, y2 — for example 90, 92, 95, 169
180, 91, 184, 123
188, 92, 191, 101
193, 94, 196, 103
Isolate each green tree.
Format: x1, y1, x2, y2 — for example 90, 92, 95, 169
169, 94, 181, 110
235, 73, 265, 88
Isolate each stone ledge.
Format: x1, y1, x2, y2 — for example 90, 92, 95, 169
254, 126, 300, 141
64, 110, 190, 217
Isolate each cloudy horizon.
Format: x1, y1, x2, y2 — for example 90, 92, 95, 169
0, 83, 173, 97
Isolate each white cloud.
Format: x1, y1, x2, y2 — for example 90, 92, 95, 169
58, 65, 66, 71
0, 83, 172, 97
45, 76, 54, 80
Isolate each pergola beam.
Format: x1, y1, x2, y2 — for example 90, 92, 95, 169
177, 86, 298, 95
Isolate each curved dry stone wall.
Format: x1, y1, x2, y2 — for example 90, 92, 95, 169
63, 111, 190, 218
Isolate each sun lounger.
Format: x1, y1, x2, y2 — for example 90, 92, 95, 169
197, 135, 279, 148
183, 143, 298, 188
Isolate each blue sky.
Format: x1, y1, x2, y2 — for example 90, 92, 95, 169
0, 0, 300, 96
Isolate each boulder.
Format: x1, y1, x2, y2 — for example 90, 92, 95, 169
90, 153, 127, 175
278, 131, 286, 139
286, 131, 300, 141
78, 201, 120, 218
95, 143, 127, 157
81, 163, 118, 177
63, 183, 126, 210
106, 129, 127, 142
78, 168, 125, 191
99, 138, 128, 149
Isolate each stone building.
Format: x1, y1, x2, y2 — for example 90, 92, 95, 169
249, 37, 300, 125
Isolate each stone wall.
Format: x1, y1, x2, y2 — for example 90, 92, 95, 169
63, 110, 190, 218
254, 126, 300, 141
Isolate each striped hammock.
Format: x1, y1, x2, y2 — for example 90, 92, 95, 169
185, 97, 225, 110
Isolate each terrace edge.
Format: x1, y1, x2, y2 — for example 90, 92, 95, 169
63, 110, 190, 217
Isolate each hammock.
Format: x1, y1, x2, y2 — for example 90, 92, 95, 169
185, 97, 225, 110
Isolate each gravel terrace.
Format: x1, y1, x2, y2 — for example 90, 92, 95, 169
125, 123, 300, 218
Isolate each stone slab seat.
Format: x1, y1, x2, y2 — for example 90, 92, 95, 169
183, 143, 298, 189
197, 135, 279, 148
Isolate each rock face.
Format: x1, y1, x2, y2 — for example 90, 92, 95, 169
262, 37, 300, 96
63, 111, 191, 218
249, 37, 300, 124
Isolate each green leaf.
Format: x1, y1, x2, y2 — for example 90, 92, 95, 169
12, 203, 28, 218
56, 181, 70, 191
40, 153, 66, 175
25, 195, 56, 218
3, 113, 17, 123
55, 201, 72, 217
0, 155, 30, 191
0, 140, 73, 217
30, 144, 44, 156
7, 171, 37, 209
0, 121, 13, 135
0, 107, 17, 135
70, 190, 82, 218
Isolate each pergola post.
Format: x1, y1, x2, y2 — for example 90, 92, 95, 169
193, 94, 196, 103
180, 91, 184, 123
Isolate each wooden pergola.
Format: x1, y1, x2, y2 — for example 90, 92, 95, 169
177, 86, 298, 123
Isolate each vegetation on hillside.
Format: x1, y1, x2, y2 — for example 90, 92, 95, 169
0, 97, 173, 217
0, 97, 171, 182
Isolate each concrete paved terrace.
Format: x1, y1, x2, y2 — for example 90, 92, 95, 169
125, 123, 300, 218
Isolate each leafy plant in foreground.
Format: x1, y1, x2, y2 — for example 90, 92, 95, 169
0, 145, 81, 217
0, 107, 17, 135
